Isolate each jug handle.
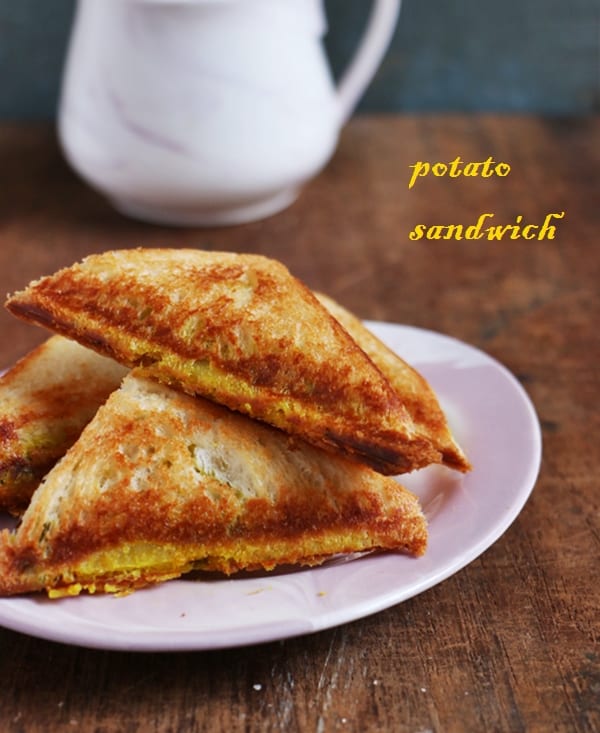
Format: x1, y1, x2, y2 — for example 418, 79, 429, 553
336, 0, 401, 124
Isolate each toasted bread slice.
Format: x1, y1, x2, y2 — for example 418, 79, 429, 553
316, 294, 471, 472
0, 373, 427, 597
0, 336, 127, 514
5, 248, 440, 474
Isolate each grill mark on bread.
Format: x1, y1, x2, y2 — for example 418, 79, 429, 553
323, 429, 437, 475
36, 486, 406, 566
4, 486, 426, 585
0, 419, 18, 445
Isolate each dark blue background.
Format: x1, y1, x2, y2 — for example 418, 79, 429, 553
1, 0, 598, 120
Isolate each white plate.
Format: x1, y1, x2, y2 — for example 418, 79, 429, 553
0, 323, 541, 651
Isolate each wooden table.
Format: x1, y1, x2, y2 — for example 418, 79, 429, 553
0, 116, 598, 732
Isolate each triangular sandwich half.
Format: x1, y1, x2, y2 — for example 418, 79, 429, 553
5, 248, 440, 474
0, 335, 127, 514
0, 373, 427, 597
316, 293, 471, 472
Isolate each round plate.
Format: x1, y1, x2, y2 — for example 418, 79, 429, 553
0, 323, 541, 651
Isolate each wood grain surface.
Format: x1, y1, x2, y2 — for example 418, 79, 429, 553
0, 116, 598, 733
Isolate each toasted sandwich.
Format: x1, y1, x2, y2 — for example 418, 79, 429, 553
6, 249, 440, 474
0, 335, 127, 514
0, 373, 428, 597
316, 293, 471, 472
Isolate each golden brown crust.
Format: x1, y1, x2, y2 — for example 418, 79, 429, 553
315, 293, 471, 472
0, 336, 127, 513
5, 249, 441, 474
0, 374, 427, 597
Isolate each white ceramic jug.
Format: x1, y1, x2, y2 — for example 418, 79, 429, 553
58, 0, 401, 226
